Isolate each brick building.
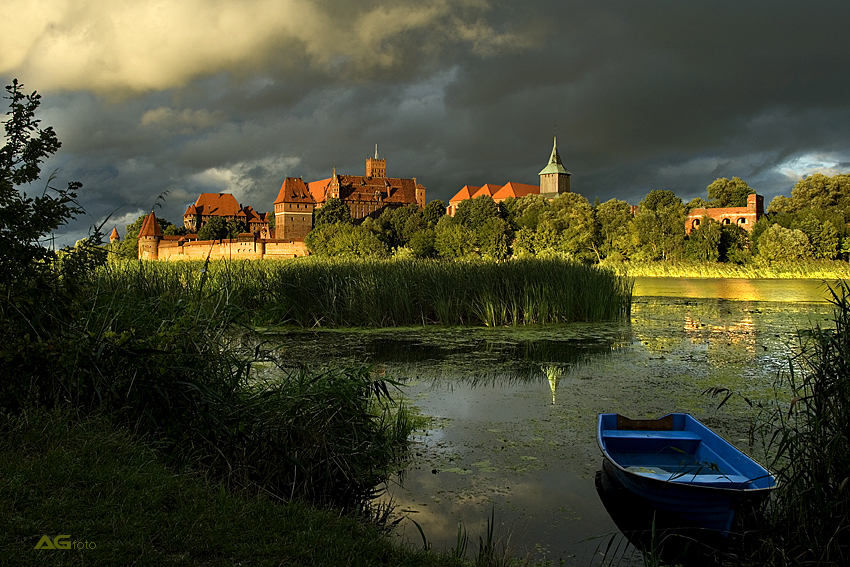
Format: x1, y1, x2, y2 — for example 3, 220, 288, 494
183, 193, 270, 234
685, 193, 764, 235
447, 137, 571, 215
307, 147, 425, 220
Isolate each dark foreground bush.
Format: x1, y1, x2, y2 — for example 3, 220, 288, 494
1, 267, 414, 511
0, 410, 459, 567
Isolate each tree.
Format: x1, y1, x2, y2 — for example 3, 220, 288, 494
768, 173, 850, 220
314, 198, 352, 228
198, 216, 228, 240
422, 199, 446, 227
758, 224, 812, 263
226, 219, 247, 239
706, 177, 754, 208
630, 190, 685, 261
408, 228, 437, 258
435, 216, 474, 259
304, 223, 388, 258
596, 198, 634, 260
684, 219, 722, 262
1, 79, 84, 294
454, 195, 500, 230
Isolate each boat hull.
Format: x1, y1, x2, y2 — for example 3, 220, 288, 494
597, 413, 775, 536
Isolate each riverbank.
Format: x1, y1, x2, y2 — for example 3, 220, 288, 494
610, 260, 850, 279
0, 410, 470, 566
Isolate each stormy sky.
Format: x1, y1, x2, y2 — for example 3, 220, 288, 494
3, 0, 849, 244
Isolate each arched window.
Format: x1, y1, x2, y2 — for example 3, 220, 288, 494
692, 219, 701, 230
723, 218, 731, 225
737, 218, 747, 226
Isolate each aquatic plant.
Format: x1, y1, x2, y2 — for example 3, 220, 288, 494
754, 282, 850, 565
94, 257, 633, 327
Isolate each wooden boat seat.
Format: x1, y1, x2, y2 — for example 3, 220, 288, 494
623, 467, 752, 487
602, 430, 702, 453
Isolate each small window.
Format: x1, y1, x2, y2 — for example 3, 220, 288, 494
723, 218, 730, 225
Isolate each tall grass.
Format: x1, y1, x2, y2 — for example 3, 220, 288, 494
95, 257, 633, 327
2, 258, 415, 512
616, 259, 850, 279
749, 283, 850, 566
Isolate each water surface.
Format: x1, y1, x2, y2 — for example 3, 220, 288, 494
271, 278, 837, 564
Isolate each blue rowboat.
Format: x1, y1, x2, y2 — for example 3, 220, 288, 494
597, 413, 776, 536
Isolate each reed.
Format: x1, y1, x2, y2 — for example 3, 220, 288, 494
3, 258, 416, 511
749, 282, 850, 566
95, 257, 632, 327
616, 260, 850, 279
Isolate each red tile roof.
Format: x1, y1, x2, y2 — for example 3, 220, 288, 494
275, 177, 315, 204
138, 212, 162, 238
191, 193, 243, 217
492, 182, 540, 200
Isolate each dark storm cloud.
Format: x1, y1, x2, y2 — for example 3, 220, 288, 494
2, 0, 849, 244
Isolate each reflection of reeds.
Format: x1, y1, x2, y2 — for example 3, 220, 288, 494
96, 258, 632, 328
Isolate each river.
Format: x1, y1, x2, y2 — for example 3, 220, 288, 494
272, 278, 841, 565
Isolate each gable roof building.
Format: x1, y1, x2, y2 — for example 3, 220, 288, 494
274, 177, 316, 241
447, 137, 571, 215
307, 148, 426, 221
183, 193, 269, 234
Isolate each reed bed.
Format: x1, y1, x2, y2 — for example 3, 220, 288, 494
616, 260, 850, 279
749, 283, 850, 566
96, 257, 633, 327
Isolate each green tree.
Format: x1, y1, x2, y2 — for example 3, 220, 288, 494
422, 199, 446, 227
477, 217, 512, 261
305, 223, 387, 258
768, 173, 850, 220
454, 195, 500, 230
596, 198, 634, 260
503, 194, 548, 231
408, 228, 437, 258
706, 177, 754, 208
758, 224, 812, 263
434, 216, 474, 259
684, 219, 722, 262
1, 79, 84, 294
226, 219, 247, 239
631, 190, 685, 261
314, 198, 352, 228
719, 224, 751, 264
198, 216, 228, 240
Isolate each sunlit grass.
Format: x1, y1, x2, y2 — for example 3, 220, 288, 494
610, 260, 850, 279
95, 257, 633, 327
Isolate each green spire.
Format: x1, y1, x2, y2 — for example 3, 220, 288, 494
538, 137, 570, 176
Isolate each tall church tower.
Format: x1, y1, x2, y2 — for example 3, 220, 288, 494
366, 145, 386, 178
538, 137, 571, 197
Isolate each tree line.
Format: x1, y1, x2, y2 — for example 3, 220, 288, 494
303, 173, 850, 264
108, 170, 850, 265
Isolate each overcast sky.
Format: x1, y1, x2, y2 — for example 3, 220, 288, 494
3, 0, 849, 244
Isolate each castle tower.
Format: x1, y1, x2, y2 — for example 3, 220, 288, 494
538, 137, 571, 198
366, 145, 386, 178
109, 227, 120, 243
274, 177, 316, 241
137, 212, 162, 260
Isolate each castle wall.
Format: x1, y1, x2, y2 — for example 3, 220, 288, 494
152, 239, 308, 260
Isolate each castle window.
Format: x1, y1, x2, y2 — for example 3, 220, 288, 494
692, 219, 700, 230
737, 218, 747, 225
723, 218, 730, 225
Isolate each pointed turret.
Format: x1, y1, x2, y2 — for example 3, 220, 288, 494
538, 137, 571, 197
109, 227, 120, 243
137, 212, 162, 259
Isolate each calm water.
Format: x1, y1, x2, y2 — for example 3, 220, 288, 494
271, 278, 838, 565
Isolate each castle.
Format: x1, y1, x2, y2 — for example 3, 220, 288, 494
447, 137, 571, 215
137, 148, 425, 260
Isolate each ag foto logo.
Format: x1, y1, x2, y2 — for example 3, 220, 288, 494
34, 535, 96, 550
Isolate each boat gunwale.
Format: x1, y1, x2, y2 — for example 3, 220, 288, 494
597, 412, 776, 495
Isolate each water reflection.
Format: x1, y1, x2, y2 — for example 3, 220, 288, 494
262, 282, 837, 564
633, 277, 835, 302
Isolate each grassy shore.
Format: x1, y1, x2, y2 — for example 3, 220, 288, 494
609, 260, 850, 279
0, 410, 469, 567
